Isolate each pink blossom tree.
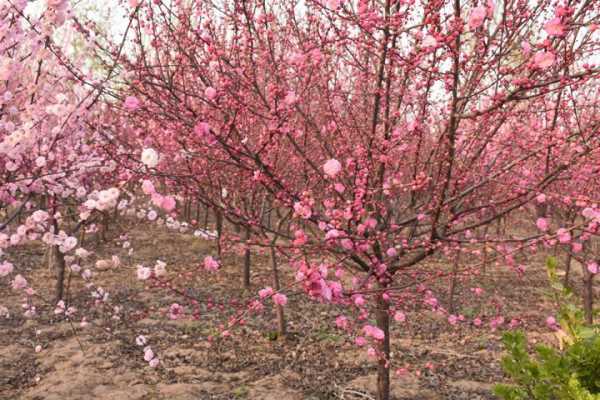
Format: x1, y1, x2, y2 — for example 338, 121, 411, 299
83, 0, 600, 398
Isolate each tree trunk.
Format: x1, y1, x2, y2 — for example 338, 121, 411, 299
215, 209, 223, 257
563, 252, 572, 288
243, 227, 251, 290
48, 245, 67, 303
50, 218, 66, 303
448, 251, 461, 314
480, 226, 489, 275
375, 288, 391, 400
270, 246, 286, 337
582, 264, 594, 325
203, 205, 209, 229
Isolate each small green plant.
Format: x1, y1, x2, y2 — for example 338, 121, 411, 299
494, 257, 600, 400
232, 385, 249, 398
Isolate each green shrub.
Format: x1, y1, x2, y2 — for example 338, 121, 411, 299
494, 330, 600, 399
494, 257, 600, 400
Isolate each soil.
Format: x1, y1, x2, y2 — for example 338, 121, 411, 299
0, 221, 576, 400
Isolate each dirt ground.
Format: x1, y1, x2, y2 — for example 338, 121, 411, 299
0, 221, 571, 400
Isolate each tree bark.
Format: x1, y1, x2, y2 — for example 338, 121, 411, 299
270, 246, 286, 337
448, 250, 461, 314
243, 226, 251, 289
375, 287, 391, 400
51, 218, 66, 303
582, 264, 594, 325
49, 245, 66, 303
563, 252, 572, 288
215, 209, 223, 257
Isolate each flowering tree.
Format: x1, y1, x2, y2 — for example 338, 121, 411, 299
0, 0, 590, 398
101, 0, 600, 398
0, 0, 132, 342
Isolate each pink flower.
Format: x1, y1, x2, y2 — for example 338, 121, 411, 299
284, 91, 297, 106
205, 87, 217, 100
468, 6, 487, 29
386, 247, 397, 257
143, 347, 155, 362
137, 265, 152, 280
536, 217, 549, 231
367, 347, 377, 358
546, 316, 559, 330
572, 242, 582, 253
147, 210, 158, 221
141, 180, 155, 195
293, 202, 312, 219
54, 300, 65, 314
203, 256, 220, 272
12, 274, 27, 290
47, 0, 67, 8
533, 51, 555, 69
325, 229, 340, 240
582, 207, 600, 220
0, 261, 14, 277
273, 293, 288, 306
355, 336, 367, 346
394, 311, 406, 323
293, 230, 307, 246
363, 325, 385, 340
556, 228, 571, 243
335, 315, 349, 329
536, 193, 546, 203
354, 295, 365, 307
327, 0, 340, 9
161, 196, 176, 212
448, 314, 458, 325
124, 96, 140, 111
129, 0, 139, 7
587, 262, 598, 274
141, 148, 159, 168
195, 121, 211, 138
340, 238, 354, 250
334, 183, 345, 193
473, 318, 482, 327
258, 287, 274, 298
35, 157, 46, 167
168, 303, 184, 320
544, 17, 565, 36
31, 210, 49, 223
490, 316, 505, 331
135, 335, 147, 346
149, 358, 159, 368
323, 159, 342, 178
